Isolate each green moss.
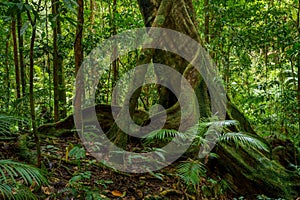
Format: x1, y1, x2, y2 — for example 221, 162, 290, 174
219, 143, 300, 198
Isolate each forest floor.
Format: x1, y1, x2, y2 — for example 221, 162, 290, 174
1, 134, 234, 200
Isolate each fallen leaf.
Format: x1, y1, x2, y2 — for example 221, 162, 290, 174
41, 186, 51, 195
111, 190, 123, 197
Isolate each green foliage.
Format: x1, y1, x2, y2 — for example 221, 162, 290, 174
219, 132, 269, 152
95, 179, 113, 189
68, 171, 91, 187
64, 171, 110, 200
144, 119, 270, 157
144, 129, 186, 146
176, 159, 206, 186
0, 0, 299, 198
0, 114, 27, 137
0, 111, 47, 199
193, 0, 300, 142
153, 119, 271, 197
69, 145, 87, 169
0, 184, 37, 200
69, 145, 86, 160
201, 177, 230, 198
187, 119, 270, 153
0, 160, 47, 200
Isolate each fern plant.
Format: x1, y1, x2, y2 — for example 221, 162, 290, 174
188, 119, 269, 153
144, 119, 269, 153
144, 129, 186, 146
176, 159, 206, 186
218, 132, 269, 152
176, 159, 207, 197
144, 118, 270, 197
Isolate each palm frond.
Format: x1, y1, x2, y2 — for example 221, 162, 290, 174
10, 89, 49, 111
0, 182, 37, 200
0, 114, 28, 136
218, 132, 269, 152
0, 182, 13, 199
0, 160, 47, 186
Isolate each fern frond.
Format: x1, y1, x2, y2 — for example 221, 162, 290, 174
144, 129, 187, 145
218, 132, 269, 152
177, 160, 206, 186
146, 129, 180, 140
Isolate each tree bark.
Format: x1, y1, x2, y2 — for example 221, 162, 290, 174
57, 8, 67, 119
111, 0, 119, 105
74, 0, 84, 131
5, 29, 11, 111
11, 14, 21, 100
75, 0, 84, 75
204, 0, 209, 44
89, 0, 95, 31
297, 0, 300, 134
52, 0, 59, 122
52, 0, 67, 121
17, 10, 26, 97
107, 0, 299, 197
26, 0, 42, 168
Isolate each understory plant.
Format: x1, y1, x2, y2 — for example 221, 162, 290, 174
144, 118, 269, 197
0, 114, 47, 199
0, 160, 47, 200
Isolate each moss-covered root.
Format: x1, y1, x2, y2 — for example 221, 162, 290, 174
215, 144, 300, 199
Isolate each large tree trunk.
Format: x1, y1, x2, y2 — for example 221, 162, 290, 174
108, 0, 299, 197
44, 0, 299, 197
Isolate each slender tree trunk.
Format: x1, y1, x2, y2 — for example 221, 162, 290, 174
52, 0, 59, 121
111, 0, 118, 105
201, 0, 215, 116
11, 14, 21, 100
5, 29, 11, 111
29, 27, 40, 166
51, 0, 66, 121
297, 0, 300, 134
17, 11, 26, 97
57, 14, 67, 119
89, 0, 95, 31
56, 0, 66, 119
222, 45, 230, 92
74, 0, 84, 129
75, 0, 84, 75
204, 0, 209, 44
26, 0, 42, 168
45, 0, 52, 114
